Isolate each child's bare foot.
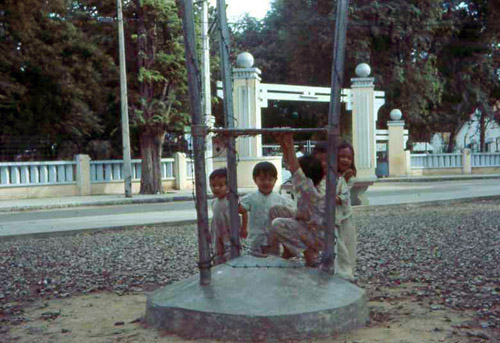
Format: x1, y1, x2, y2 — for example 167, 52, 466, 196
281, 247, 295, 259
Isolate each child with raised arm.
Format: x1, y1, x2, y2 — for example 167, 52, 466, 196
268, 133, 326, 266
313, 140, 357, 280
209, 168, 248, 265
240, 162, 294, 256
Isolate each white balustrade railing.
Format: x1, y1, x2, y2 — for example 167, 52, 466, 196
471, 153, 500, 167
0, 158, 178, 188
0, 161, 76, 186
410, 153, 462, 169
90, 158, 175, 182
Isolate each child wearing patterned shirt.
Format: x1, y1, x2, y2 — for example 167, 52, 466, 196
240, 162, 293, 256
268, 133, 326, 266
308, 140, 357, 279
298, 142, 357, 281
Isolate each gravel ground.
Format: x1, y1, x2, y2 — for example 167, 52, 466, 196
1, 199, 499, 335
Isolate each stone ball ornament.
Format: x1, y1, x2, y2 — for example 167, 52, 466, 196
236, 52, 254, 68
355, 63, 371, 77
390, 109, 403, 121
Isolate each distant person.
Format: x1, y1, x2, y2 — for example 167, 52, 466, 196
209, 168, 248, 265
296, 144, 305, 158
240, 162, 294, 256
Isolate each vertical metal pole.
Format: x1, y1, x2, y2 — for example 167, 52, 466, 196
217, 0, 241, 259
321, 0, 350, 273
116, 0, 132, 198
201, 0, 214, 183
179, 0, 211, 285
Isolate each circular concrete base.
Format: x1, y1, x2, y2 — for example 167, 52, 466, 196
145, 255, 368, 342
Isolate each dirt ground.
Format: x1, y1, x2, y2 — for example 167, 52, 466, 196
4, 283, 494, 343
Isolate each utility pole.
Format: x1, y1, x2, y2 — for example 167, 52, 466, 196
116, 0, 132, 198
321, 0, 350, 272
201, 0, 214, 182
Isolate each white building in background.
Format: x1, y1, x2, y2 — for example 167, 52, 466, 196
431, 110, 500, 153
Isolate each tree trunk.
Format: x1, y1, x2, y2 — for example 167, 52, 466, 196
446, 122, 461, 153
446, 132, 455, 153
139, 126, 165, 194
478, 107, 487, 152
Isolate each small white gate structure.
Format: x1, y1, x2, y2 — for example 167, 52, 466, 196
218, 58, 385, 182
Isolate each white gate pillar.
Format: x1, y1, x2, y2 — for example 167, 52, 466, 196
350, 64, 380, 180
232, 53, 262, 158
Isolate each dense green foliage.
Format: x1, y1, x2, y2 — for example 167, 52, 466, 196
0, 0, 498, 167
0, 0, 191, 193
0, 0, 189, 158
0, 0, 119, 159
232, 0, 499, 148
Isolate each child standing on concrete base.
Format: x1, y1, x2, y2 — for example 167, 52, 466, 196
335, 142, 357, 281
268, 133, 326, 266
240, 162, 294, 257
311, 140, 357, 279
209, 168, 248, 265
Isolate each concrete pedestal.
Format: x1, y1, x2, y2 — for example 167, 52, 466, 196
145, 255, 368, 342
388, 120, 407, 176
351, 176, 377, 206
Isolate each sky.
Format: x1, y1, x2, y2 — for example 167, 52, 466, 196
208, 0, 272, 21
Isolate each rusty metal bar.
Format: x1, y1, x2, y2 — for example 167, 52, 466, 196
210, 128, 328, 136
179, 0, 212, 285
216, 0, 241, 259
321, 0, 350, 273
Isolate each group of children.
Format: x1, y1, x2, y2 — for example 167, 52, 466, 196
208, 134, 357, 281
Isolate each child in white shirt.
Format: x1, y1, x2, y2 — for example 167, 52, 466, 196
240, 162, 293, 256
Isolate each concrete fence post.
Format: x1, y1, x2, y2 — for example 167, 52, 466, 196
405, 150, 411, 175
388, 119, 406, 176
75, 154, 91, 195
462, 149, 472, 174
174, 152, 187, 190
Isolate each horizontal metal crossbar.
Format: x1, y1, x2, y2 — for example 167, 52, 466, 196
210, 128, 328, 136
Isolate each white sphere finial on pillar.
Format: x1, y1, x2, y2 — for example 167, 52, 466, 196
355, 63, 371, 77
236, 52, 254, 68
390, 109, 403, 121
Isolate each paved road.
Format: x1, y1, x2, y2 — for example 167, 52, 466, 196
367, 179, 500, 205
1, 179, 499, 239
0, 201, 197, 239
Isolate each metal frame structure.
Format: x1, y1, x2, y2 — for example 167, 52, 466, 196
179, 0, 350, 285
